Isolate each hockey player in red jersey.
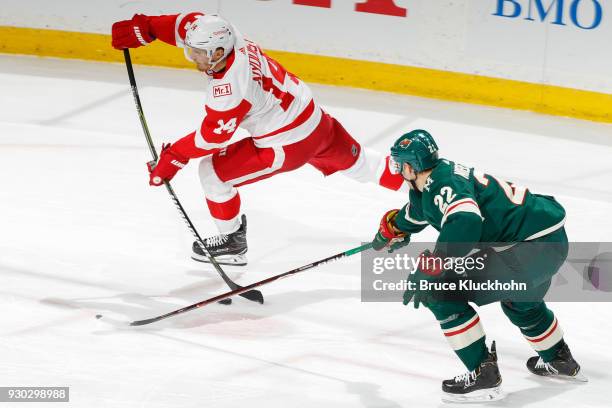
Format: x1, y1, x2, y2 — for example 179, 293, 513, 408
112, 12, 407, 265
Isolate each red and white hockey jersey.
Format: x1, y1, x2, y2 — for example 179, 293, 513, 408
149, 13, 321, 158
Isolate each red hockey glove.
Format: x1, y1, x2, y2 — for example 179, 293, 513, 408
372, 209, 408, 251
111, 14, 155, 49
147, 144, 188, 186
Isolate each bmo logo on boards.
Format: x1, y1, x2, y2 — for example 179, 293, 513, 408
493, 0, 604, 29
293, 0, 407, 17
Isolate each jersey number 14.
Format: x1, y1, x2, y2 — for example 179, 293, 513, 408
213, 117, 237, 135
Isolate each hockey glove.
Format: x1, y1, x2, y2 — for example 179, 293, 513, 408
372, 209, 410, 252
112, 14, 155, 49
147, 143, 189, 186
403, 250, 444, 308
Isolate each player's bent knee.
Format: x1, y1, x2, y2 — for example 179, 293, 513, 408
198, 156, 233, 197
198, 156, 214, 181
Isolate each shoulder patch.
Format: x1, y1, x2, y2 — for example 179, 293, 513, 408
453, 162, 470, 180
213, 84, 233, 98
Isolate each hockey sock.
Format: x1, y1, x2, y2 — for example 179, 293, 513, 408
430, 303, 488, 371
501, 301, 564, 362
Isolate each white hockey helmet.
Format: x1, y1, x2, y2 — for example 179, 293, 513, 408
184, 14, 235, 62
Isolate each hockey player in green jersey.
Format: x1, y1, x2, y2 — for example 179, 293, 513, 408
372, 129, 586, 402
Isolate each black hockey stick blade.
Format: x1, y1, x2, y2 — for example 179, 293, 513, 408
238, 287, 264, 303
130, 316, 163, 327
128, 286, 260, 326
127, 243, 372, 326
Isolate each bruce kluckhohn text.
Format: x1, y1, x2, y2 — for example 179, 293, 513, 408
372, 279, 528, 292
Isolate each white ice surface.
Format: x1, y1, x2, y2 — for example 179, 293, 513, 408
1, 55, 612, 407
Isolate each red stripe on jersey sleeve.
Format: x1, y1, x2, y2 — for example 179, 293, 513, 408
172, 131, 219, 159
148, 12, 203, 46
445, 199, 478, 216
201, 99, 252, 144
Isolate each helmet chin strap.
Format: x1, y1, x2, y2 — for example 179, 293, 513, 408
184, 46, 231, 76
206, 52, 230, 76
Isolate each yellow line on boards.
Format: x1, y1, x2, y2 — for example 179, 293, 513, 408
1, 26, 611, 123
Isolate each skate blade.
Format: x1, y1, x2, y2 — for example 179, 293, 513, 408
571, 371, 589, 382
191, 253, 247, 266
529, 368, 589, 383
546, 371, 589, 383
442, 386, 504, 403
569, 371, 589, 382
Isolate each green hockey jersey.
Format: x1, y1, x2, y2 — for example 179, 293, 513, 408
395, 159, 566, 257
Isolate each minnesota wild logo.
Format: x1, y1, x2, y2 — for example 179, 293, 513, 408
399, 138, 412, 148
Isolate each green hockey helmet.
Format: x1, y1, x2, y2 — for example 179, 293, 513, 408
390, 129, 440, 173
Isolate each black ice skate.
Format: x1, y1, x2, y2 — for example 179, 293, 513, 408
442, 341, 504, 403
192, 215, 248, 266
526, 341, 587, 382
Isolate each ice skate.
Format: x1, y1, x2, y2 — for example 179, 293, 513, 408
442, 341, 504, 403
192, 215, 248, 266
526, 342, 587, 382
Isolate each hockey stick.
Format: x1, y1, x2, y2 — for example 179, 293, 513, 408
128, 243, 373, 326
122, 49, 263, 304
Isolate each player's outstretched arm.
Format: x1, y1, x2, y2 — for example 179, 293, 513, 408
111, 12, 204, 49
112, 14, 156, 49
